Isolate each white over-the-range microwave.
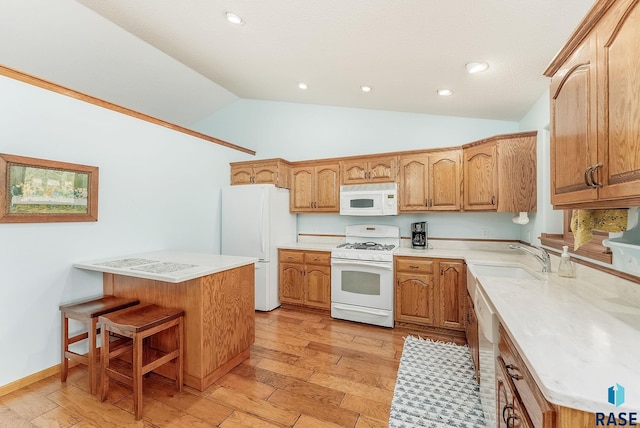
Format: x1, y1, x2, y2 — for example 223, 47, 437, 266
339, 183, 398, 216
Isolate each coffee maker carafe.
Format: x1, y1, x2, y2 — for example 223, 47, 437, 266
411, 222, 427, 249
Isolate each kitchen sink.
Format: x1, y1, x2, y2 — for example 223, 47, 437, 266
468, 263, 543, 281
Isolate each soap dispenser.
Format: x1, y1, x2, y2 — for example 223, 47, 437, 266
558, 246, 575, 278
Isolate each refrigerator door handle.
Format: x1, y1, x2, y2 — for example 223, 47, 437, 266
259, 192, 267, 258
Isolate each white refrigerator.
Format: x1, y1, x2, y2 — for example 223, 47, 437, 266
221, 184, 297, 311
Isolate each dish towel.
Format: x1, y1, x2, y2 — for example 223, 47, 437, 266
571, 209, 628, 250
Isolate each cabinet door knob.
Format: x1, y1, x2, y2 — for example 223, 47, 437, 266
491, 196, 496, 205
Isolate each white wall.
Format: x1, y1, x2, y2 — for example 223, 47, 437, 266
0, 75, 246, 387
196, 99, 524, 239
195, 99, 519, 160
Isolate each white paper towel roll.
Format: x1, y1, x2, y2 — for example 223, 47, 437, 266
512, 212, 529, 225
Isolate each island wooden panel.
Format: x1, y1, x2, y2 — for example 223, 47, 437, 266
102, 263, 255, 391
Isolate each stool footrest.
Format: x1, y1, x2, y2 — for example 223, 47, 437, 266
60, 295, 139, 396
100, 304, 184, 421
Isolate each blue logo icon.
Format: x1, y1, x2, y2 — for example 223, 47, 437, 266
608, 383, 625, 407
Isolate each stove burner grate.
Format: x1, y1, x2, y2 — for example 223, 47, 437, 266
336, 242, 396, 251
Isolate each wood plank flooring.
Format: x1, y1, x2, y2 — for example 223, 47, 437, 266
0, 308, 454, 427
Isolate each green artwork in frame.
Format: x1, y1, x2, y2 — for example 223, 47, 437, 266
0, 153, 98, 223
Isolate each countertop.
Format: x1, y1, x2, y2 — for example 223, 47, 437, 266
74, 250, 257, 283
278, 239, 640, 414
471, 267, 640, 414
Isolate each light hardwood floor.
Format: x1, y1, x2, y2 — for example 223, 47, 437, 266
0, 308, 455, 427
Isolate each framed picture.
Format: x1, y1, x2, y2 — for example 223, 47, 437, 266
0, 153, 98, 223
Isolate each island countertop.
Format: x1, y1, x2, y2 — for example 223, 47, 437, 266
73, 250, 257, 283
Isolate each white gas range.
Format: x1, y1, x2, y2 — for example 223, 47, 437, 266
330, 224, 399, 327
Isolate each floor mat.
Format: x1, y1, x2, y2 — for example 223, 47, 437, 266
389, 336, 487, 427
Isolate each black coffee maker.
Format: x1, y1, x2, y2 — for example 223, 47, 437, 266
411, 222, 427, 249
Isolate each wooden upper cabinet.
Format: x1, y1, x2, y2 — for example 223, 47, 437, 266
429, 151, 461, 210
340, 156, 397, 185
398, 154, 429, 211
463, 143, 498, 210
545, 0, 640, 208
230, 165, 255, 185
230, 158, 291, 188
549, 38, 598, 206
597, 0, 640, 202
463, 133, 537, 212
290, 162, 339, 213
290, 165, 314, 211
398, 150, 461, 212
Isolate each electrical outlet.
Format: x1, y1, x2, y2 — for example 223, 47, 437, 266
482, 227, 489, 238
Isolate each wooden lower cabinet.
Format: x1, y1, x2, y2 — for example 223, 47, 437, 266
278, 249, 331, 309
465, 291, 479, 383
394, 257, 465, 332
496, 323, 606, 427
499, 324, 554, 428
497, 355, 534, 428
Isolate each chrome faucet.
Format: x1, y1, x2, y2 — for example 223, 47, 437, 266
509, 244, 552, 273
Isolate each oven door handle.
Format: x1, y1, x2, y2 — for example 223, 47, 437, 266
330, 259, 393, 270
332, 303, 391, 317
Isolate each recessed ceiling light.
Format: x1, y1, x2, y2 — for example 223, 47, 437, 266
361, 85, 372, 92
437, 89, 454, 96
298, 82, 308, 90
225, 11, 244, 25
465, 62, 489, 74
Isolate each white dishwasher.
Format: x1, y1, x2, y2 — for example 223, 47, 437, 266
469, 271, 499, 428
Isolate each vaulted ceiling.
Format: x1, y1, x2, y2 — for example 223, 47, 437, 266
1, 0, 594, 127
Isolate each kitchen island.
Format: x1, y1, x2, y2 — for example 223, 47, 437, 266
74, 251, 257, 391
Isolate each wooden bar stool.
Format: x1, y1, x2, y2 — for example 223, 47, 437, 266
60, 295, 139, 394
99, 304, 184, 421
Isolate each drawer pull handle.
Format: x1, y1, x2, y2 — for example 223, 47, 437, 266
505, 364, 523, 380
409, 265, 420, 269
591, 163, 603, 188
506, 414, 520, 428
502, 404, 513, 423
584, 165, 594, 187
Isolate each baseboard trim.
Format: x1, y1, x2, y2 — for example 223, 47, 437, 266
0, 362, 77, 397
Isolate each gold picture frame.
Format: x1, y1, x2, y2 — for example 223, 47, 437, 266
0, 153, 98, 223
